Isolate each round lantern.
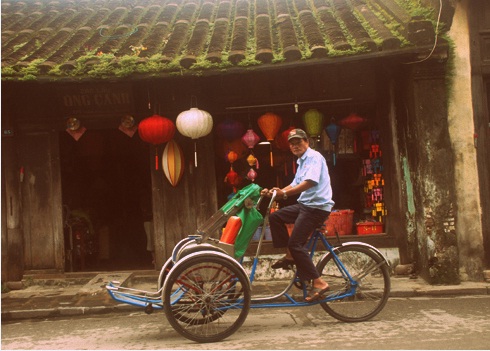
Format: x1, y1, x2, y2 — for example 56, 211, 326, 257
138, 114, 176, 170
176, 107, 213, 167
227, 151, 238, 164
247, 168, 257, 182
162, 139, 185, 187
216, 119, 245, 141
303, 109, 324, 141
258, 112, 282, 166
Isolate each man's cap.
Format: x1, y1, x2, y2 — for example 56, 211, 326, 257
288, 128, 308, 141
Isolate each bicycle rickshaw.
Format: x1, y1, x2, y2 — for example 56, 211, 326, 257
107, 183, 391, 343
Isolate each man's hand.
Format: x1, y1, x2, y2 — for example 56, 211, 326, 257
260, 188, 271, 197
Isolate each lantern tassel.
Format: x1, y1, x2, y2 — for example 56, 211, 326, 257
155, 146, 159, 170
269, 144, 273, 167
194, 141, 198, 168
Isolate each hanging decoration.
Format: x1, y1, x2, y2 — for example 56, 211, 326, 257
276, 126, 296, 151
241, 128, 260, 180
246, 154, 259, 168
241, 129, 260, 150
257, 112, 282, 166
325, 118, 342, 166
227, 150, 238, 164
215, 118, 245, 141
176, 107, 213, 167
303, 109, 324, 143
162, 139, 185, 187
118, 115, 137, 137
224, 150, 241, 192
138, 114, 176, 170
247, 168, 257, 182
338, 113, 367, 152
65, 117, 86, 141
216, 138, 248, 161
224, 168, 241, 193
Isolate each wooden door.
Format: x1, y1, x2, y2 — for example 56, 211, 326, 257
20, 130, 64, 271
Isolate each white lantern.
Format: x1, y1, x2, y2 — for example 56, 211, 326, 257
176, 107, 213, 167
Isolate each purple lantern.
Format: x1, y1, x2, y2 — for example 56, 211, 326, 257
216, 119, 245, 141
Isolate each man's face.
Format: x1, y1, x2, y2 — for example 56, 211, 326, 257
288, 138, 309, 157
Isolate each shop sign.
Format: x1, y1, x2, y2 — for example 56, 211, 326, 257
59, 84, 133, 116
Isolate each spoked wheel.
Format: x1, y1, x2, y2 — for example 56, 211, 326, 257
163, 251, 251, 343
316, 245, 390, 322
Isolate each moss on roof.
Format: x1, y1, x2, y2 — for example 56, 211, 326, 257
1, 0, 442, 81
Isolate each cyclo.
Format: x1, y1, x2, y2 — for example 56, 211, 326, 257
107, 183, 391, 343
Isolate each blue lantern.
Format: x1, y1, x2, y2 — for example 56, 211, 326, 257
325, 118, 342, 165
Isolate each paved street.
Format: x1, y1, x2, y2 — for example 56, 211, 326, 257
2, 295, 489, 350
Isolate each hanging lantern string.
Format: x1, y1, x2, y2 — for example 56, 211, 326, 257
190, 95, 197, 108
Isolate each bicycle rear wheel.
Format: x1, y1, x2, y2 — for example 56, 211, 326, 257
163, 252, 251, 343
317, 245, 390, 322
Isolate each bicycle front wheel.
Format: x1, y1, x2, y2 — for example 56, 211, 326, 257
317, 245, 390, 322
163, 252, 251, 343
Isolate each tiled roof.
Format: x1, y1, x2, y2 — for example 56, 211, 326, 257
1, 0, 439, 81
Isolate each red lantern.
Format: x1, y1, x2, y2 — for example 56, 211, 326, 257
338, 113, 367, 152
338, 113, 367, 130
216, 119, 245, 141
224, 168, 241, 192
258, 112, 282, 166
276, 126, 296, 151
138, 114, 176, 170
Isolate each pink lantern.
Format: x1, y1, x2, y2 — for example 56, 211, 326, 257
247, 168, 257, 182
241, 129, 260, 149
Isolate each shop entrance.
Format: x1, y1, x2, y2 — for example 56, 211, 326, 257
59, 128, 153, 271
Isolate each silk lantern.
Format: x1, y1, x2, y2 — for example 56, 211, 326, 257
138, 114, 176, 170
258, 112, 282, 166
241, 129, 260, 150
325, 118, 342, 166
338, 113, 367, 152
303, 109, 324, 142
176, 107, 213, 167
162, 139, 185, 187
247, 168, 257, 182
216, 118, 245, 141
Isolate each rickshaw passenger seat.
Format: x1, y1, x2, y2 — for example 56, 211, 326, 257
220, 216, 242, 244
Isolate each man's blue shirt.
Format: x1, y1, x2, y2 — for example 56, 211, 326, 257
290, 147, 334, 212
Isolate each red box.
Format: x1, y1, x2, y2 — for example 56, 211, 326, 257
325, 210, 354, 236
356, 221, 383, 235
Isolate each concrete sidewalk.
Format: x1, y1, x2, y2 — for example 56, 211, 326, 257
2, 270, 489, 322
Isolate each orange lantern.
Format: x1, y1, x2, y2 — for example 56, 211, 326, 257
162, 139, 185, 187
258, 112, 282, 166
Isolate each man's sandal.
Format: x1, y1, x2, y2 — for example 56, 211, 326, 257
271, 257, 295, 270
305, 286, 330, 302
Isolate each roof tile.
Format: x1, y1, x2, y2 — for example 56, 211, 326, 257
1, 0, 440, 80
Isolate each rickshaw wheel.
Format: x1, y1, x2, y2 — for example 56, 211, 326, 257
163, 251, 251, 343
